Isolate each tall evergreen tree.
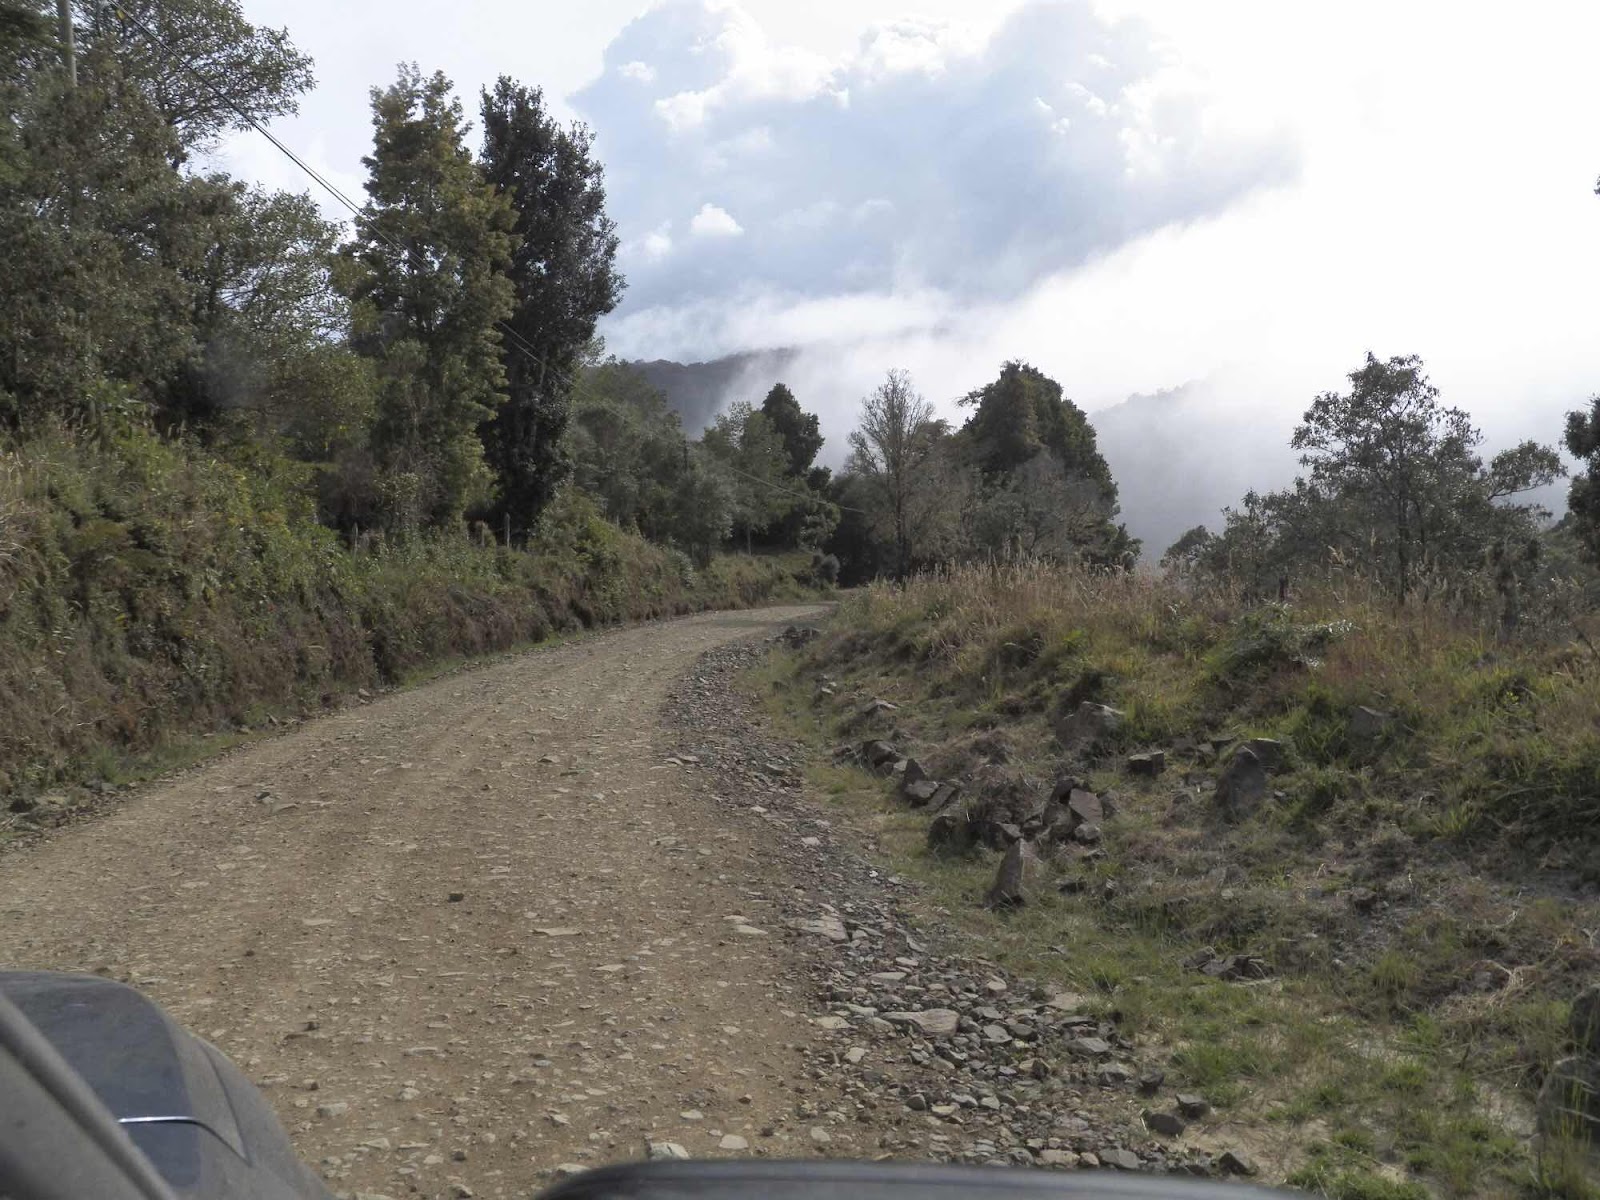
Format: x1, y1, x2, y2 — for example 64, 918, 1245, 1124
956, 362, 1133, 566
478, 77, 622, 539
338, 65, 515, 532
759, 383, 822, 477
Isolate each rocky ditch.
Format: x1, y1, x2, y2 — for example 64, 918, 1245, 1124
660, 634, 1265, 1180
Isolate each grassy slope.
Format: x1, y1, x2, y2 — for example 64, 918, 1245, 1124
0, 424, 818, 803
758, 564, 1600, 1199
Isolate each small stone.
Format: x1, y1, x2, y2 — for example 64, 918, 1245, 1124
906, 1094, 928, 1112
1217, 1150, 1259, 1177
982, 1024, 1011, 1044
1349, 707, 1393, 740
844, 1047, 867, 1064
1126, 752, 1166, 777
1143, 1110, 1186, 1137
315, 1102, 348, 1118
1138, 1070, 1165, 1095
1176, 1093, 1211, 1119
719, 1135, 749, 1152
680, 1110, 704, 1121
1215, 747, 1268, 821
791, 916, 849, 942
1059, 702, 1124, 750
810, 1127, 833, 1146
1038, 1149, 1078, 1167
554, 1165, 588, 1179
447, 892, 465, 903
1097, 1063, 1135, 1086
1067, 1036, 1112, 1058
813, 1015, 849, 1031
647, 1142, 692, 1161
884, 1009, 960, 1037
1101, 1148, 1141, 1171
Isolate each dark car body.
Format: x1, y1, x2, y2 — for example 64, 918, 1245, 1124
0, 970, 1290, 1200
0, 971, 333, 1200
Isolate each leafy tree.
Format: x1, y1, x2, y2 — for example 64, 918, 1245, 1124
847, 369, 948, 576
77, 0, 314, 162
567, 358, 689, 540
166, 183, 372, 442
338, 65, 516, 532
0, 2, 49, 185
478, 77, 622, 538
1563, 396, 1600, 562
0, 58, 205, 427
1161, 525, 1215, 575
760, 383, 823, 476
702, 401, 794, 553
1291, 353, 1562, 599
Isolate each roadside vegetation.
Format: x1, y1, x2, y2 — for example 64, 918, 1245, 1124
0, 1, 835, 808
753, 344, 1600, 1196
0, 419, 817, 806
762, 565, 1600, 1198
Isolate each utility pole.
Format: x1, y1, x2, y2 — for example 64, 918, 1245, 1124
58, 0, 77, 88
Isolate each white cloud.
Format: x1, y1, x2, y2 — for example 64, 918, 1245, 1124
619, 60, 657, 83
640, 224, 675, 260
643, 2, 840, 132
579, 0, 1292, 326
689, 203, 744, 238
850, 17, 985, 82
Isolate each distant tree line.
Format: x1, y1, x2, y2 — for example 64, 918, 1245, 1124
1159, 352, 1600, 635
8, 0, 1599, 615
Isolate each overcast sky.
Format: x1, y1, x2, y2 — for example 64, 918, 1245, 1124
214, 0, 1600, 461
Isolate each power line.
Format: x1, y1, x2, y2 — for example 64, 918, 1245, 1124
112, 4, 860, 513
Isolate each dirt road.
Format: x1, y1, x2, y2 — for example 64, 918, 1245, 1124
0, 607, 835, 1198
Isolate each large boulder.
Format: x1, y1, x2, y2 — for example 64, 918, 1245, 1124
1214, 747, 1268, 821
985, 839, 1042, 908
